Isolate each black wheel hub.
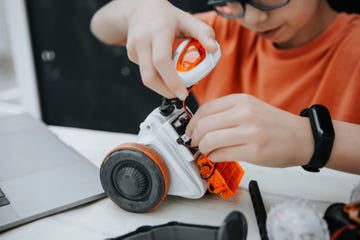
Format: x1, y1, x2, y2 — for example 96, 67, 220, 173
112, 161, 151, 201
100, 147, 168, 213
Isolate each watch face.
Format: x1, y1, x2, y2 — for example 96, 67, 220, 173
310, 105, 335, 139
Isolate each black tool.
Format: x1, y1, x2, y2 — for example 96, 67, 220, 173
249, 180, 269, 240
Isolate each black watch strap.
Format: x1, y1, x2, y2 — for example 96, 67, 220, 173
300, 104, 335, 172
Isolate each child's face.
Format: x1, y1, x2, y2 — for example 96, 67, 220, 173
234, 0, 334, 48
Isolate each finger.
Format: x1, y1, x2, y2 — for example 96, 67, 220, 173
137, 42, 174, 98
196, 124, 254, 154
207, 144, 252, 163
178, 13, 218, 53
186, 95, 236, 136
190, 109, 239, 146
126, 43, 139, 64
198, 128, 246, 154
152, 35, 188, 100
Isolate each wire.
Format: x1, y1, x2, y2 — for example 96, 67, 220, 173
182, 87, 193, 119
331, 224, 357, 240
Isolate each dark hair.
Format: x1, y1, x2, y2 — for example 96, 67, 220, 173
327, 0, 360, 14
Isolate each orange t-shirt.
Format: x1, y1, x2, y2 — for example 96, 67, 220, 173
192, 12, 360, 124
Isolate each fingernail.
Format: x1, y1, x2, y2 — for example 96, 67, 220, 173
176, 90, 188, 101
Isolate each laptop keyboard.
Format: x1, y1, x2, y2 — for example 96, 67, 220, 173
0, 188, 10, 207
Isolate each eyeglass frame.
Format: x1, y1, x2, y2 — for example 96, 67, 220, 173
207, 0, 291, 19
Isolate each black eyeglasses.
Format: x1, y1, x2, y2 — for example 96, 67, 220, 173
207, 0, 290, 19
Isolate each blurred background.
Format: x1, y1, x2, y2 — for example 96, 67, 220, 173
1, 0, 209, 134
1, 0, 358, 134
0, 1, 17, 106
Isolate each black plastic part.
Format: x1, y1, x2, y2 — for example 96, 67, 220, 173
171, 112, 191, 136
112, 161, 151, 201
249, 180, 269, 240
159, 98, 177, 116
109, 211, 247, 240
111, 223, 218, 240
217, 211, 248, 240
324, 203, 360, 239
100, 148, 167, 212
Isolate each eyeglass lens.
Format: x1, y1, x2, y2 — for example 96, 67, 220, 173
212, 0, 289, 18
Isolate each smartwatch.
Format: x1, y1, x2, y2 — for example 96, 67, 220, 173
300, 104, 335, 172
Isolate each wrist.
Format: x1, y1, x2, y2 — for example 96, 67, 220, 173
293, 116, 315, 167
299, 104, 335, 172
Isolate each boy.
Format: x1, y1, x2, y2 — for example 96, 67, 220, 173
90, 0, 360, 174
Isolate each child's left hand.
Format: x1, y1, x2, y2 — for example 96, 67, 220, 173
186, 94, 313, 168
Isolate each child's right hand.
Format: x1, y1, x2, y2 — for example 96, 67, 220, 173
91, 0, 218, 100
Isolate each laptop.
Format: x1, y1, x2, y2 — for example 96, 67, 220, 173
0, 112, 105, 232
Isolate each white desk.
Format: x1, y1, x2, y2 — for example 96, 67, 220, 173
0, 124, 359, 240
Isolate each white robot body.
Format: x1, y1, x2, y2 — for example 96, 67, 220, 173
100, 38, 221, 212
137, 107, 207, 199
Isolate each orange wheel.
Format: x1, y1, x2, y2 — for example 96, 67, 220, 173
100, 143, 170, 212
